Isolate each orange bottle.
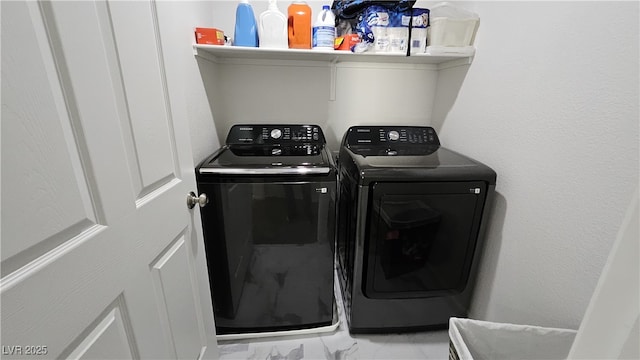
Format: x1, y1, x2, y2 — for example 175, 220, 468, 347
287, 1, 312, 49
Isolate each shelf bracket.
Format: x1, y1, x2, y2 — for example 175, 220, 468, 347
329, 57, 338, 101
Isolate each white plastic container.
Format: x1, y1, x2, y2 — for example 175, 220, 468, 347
259, 0, 288, 49
312, 5, 336, 50
428, 2, 479, 47
449, 318, 577, 360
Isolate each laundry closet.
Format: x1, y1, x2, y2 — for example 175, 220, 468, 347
1, 0, 637, 358
193, 0, 488, 335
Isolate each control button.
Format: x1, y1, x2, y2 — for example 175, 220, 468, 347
313, 133, 319, 140
386, 150, 398, 156
271, 148, 282, 155
388, 130, 400, 141
270, 129, 282, 139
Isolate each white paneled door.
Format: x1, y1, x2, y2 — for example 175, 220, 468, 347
1, 1, 217, 359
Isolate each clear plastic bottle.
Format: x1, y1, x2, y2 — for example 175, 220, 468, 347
234, 0, 259, 47
312, 5, 336, 50
259, 0, 287, 49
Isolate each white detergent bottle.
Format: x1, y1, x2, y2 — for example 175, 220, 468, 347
259, 0, 288, 49
312, 5, 336, 50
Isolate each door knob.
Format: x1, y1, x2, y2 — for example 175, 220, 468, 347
187, 192, 208, 209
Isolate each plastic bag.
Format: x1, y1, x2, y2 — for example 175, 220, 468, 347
331, 0, 416, 19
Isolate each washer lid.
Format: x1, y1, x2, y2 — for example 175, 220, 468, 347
198, 124, 334, 175
198, 147, 333, 175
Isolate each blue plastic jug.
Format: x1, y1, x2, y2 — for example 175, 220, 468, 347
234, 0, 259, 47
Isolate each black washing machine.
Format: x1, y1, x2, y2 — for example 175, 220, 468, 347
196, 124, 336, 335
336, 126, 496, 333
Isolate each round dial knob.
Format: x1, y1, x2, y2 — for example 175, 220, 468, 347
388, 130, 400, 141
270, 128, 282, 139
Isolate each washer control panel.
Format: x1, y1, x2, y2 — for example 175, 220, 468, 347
226, 124, 325, 145
344, 126, 440, 147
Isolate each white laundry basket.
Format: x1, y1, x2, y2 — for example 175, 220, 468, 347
448, 317, 577, 360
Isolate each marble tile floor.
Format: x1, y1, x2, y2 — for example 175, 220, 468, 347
217, 274, 450, 360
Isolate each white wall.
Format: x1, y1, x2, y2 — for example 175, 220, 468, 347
156, 1, 221, 165
431, 1, 639, 329
192, 1, 639, 330
568, 189, 638, 359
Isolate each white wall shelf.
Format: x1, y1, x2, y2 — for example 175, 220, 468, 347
193, 44, 474, 69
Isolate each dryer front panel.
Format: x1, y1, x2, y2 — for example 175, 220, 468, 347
363, 181, 488, 299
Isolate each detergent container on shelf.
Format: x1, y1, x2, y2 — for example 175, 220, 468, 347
288, 1, 312, 49
312, 5, 336, 50
259, 0, 288, 49
234, 0, 259, 47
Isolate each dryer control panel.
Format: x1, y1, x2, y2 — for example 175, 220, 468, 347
343, 126, 440, 147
